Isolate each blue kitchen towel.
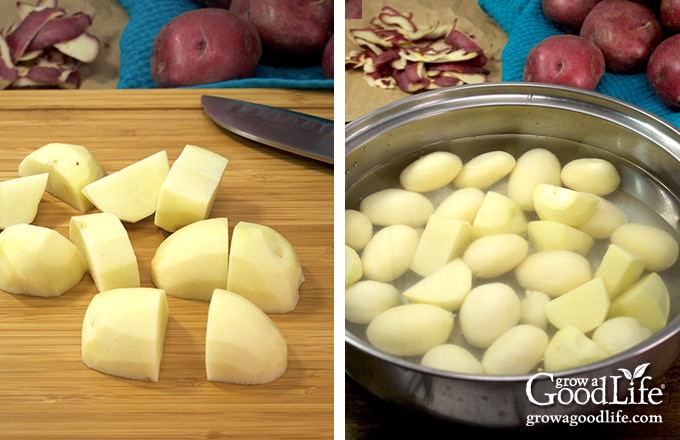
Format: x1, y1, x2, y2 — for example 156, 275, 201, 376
478, 0, 680, 128
116, 0, 333, 89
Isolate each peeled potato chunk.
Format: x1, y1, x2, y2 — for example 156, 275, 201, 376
399, 151, 462, 192
545, 277, 609, 334
592, 317, 652, 355
610, 223, 679, 272
527, 220, 594, 255
576, 195, 627, 239
462, 233, 528, 278
359, 188, 434, 227
471, 191, 527, 237
506, 148, 562, 211
453, 150, 516, 189
345, 245, 363, 287
0, 223, 85, 297
0, 173, 48, 229
433, 187, 485, 223
345, 280, 401, 325
560, 158, 620, 196
367, 303, 454, 357
81, 287, 169, 382
482, 325, 549, 375
410, 215, 471, 277
543, 325, 609, 371
594, 243, 645, 299
520, 290, 551, 329
421, 344, 484, 374
459, 282, 521, 348
18, 142, 105, 212
403, 258, 472, 311
515, 250, 592, 297
206, 289, 287, 385
533, 183, 599, 227
345, 209, 373, 251
608, 272, 670, 333
361, 224, 419, 282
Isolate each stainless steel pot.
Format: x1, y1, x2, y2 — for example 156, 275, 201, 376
345, 83, 680, 428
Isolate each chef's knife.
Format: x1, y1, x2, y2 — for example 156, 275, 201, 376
201, 95, 334, 165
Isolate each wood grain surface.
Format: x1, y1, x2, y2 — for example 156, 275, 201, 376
0, 88, 334, 440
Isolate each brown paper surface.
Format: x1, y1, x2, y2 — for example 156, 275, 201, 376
0, 0, 129, 89
345, 0, 508, 122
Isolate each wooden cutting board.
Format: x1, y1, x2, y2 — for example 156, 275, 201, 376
0, 88, 334, 439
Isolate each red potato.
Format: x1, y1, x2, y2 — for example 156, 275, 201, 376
580, 0, 663, 73
647, 34, 680, 109
523, 34, 605, 90
322, 33, 333, 79
661, 0, 680, 34
541, 0, 602, 33
230, 0, 333, 62
150, 8, 262, 88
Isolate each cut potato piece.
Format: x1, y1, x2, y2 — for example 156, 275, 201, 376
527, 220, 594, 255
81, 287, 169, 382
0, 173, 48, 229
399, 151, 462, 193
345, 280, 401, 325
576, 195, 627, 239
361, 224, 419, 282
545, 277, 609, 333
482, 325, 549, 375
520, 290, 551, 329
18, 142, 105, 212
610, 223, 679, 272
345, 245, 362, 287
471, 191, 527, 237
154, 144, 228, 232
592, 317, 652, 355
462, 233, 528, 278
206, 289, 287, 385
359, 188, 434, 227
0, 223, 85, 297
532, 183, 599, 227
81, 150, 169, 223
459, 283, 521, 348
403, 259, 472, 311
453, 150, 516, 189
366, 303, 454, 356
515, 250, 592, 297
151, 217, 229, 302
506, 148, 562, 211
560, 158, 620, 196
421, 344, 484, 374
433, 187, 485, 223
227, 221, 303, 313
543, 325, 609, 371
608, 272, 670, 333
594, 243, 645, 299
345, 209, 373, 251
410, 215, 471, 277
70, 212, 140, 292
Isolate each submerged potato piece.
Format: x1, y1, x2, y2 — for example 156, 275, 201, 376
610, 223, 679, 272
608, 272, 670, 333
151, 217, 229, 302
506, 148, 562, 211
543, 325, 609, 371
0, 173, 48, 229
366, 303, 454, 356
359, 188, 434, 227
594, 243, 645, 299
527, 220, 594, 255
592, 317, 652, 355
482, 325, 549, 375
545, 277, 609, 333
345, 209, 373, 251
462, 233, 529, 278
345, 245, 362, 287
433, 187, 485, 223
403, 259, 472, 310
206, 289, 287, 385
533, 183, 599, 227
410, 215, 471, 277
361, 224, 419, 282
421, 344, 484, 374
471, 191, 527, 237
515, 250, 592, 297
227, 221, 304, 313
18, 142, 105, 212
576, 195, 627, 239
561, 158, 620, 196
81, 288, 169, 382
399, 151, 462, 192
0, 223, 85, 297
154, 144, 228, 232
81, 150, 169, 223
520, 290, 551, 329
459, 283, 521, 348
345, 280, 401, 324
453, 151, 516, 189
70, 212, 140, 292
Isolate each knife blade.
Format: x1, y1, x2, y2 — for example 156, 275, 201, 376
201, 95, 334, 165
